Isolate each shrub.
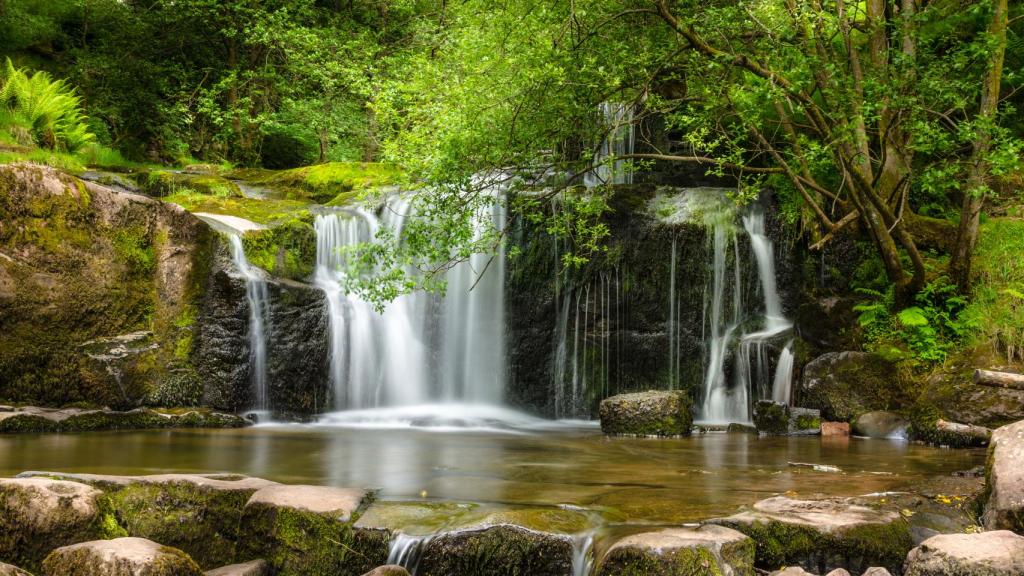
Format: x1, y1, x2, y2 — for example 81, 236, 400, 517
0, 58, 94, 152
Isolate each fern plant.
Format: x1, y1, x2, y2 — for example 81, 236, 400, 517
0, 59, 94, 152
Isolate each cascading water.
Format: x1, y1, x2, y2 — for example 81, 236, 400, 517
228, 234, 271, 414
584, 102, 635, 187
314, 193, 507, 413
695, 201, 794, 423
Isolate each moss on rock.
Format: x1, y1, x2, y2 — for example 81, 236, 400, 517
599, 390, 693, 437
754, 401, 790, 435
596, 525, 755, 576
417, 524, 573, 576
41, 537, 203, 576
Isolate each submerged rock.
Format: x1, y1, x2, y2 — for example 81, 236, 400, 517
0, 478, 110, 572
17, 471, 277, 569
599, 390, 693, 436
595, 525, 755, 576
41, 537, 202, 576
853, 411, 909, 439
982, 419, 1024, 533
237, 484, 386, 576
800, 352, 904, 421
903, 531, 1024, 576
710, 496, 912, 575
205, 559, 272, 576
417, 524, 573, 576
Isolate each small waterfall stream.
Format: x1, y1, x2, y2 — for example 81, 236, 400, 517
227, 234, 271, 414
584, 102, 635, 187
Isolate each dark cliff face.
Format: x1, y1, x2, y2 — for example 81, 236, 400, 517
505, 185, 800, 418
194, 240, 330, 417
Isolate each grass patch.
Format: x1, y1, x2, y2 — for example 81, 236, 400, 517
962, 217, 1024, 362
228, 161, 403, 204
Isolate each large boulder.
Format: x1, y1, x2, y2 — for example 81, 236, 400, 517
0, 563, 30, 576
853, 411, 909, 439
18, 471, 277, 570
0, 478, 112, 572
799, 352, 905, 421
599, 390, 693, 436
0, 162, 213, 408
903, 531, 1024, 576
237, 485, 386, 576
41, 537, 202, 576
982, 419, 1024, 532
596, 525, 755, 576
711, 496, 912, 575
417, 524, 573, 576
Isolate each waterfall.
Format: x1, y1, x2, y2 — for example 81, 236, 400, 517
314, 193, 506, 411
387, 533, 431, 573
227, 234, 271, 414
584, 102, 635, 187
696, 201, 793, 423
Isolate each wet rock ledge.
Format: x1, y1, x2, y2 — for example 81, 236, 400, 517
0, 405, 248, 434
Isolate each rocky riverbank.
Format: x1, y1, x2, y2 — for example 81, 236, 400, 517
0, 418, 1021, 576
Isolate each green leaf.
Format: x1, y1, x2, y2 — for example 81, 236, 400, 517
897, 307, 930, 327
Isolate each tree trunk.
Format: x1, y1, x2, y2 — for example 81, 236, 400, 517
974, 369, 1024, 391
936, 419, 992, 442
949, 0, 1008, 293
318, 130, 329, 163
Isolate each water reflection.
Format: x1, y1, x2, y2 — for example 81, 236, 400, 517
0, 427, 983, 522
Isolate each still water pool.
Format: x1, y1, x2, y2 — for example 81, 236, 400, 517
0, 408, 984, 523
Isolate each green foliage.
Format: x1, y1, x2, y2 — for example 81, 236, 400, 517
855, 277, 975, 364
0, 59, 93, 152
960, 218, 1024, 361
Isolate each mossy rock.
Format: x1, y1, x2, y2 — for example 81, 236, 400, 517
904, 531, 1024, 576
0, 407, 248, 435
0, 562, 31, 576
0, 478, 111, 573
596, 525, 755, 576
753, 401, 790, 435
237, 485, 386, 576
240, 218, 316, 281
599, 390, 693, 437
711, 496, 913, 574
982, 420, 1024, 533
417, 524, 574, 576
799, 352, 907, 421
42, 537, 203, 576
908, 404, 989, 448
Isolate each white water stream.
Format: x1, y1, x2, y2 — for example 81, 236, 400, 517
227, 234, 271, 414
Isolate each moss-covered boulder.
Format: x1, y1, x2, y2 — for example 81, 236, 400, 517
982, 419, 1024, 533
754, 401, 790, 435
205, 559, 271, 576
16, 472, 277, 569
799, 352, 906, 421
903, 531, 1024, 576
417, 524, 573, 576
0, 478, 112, 572
237, 485, 386, 576
599, 390, 693, 436
41, 537, 203, 576
0, 562, 30, 576
710, 496, 913, 575
0, 162, 214, 409
596, 525, 755, 576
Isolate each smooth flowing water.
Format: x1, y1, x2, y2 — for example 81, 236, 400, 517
227, 234, 271, 414
313, 195, 506, 411
1, 424, 984, 524
584, 102, 635, 187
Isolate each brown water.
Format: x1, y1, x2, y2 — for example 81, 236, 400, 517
0, 423, 984, 523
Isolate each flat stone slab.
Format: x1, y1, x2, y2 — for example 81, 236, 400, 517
205, 559, 271, 576
42, 537, 203, 576
246, 484, 368, 521
711, 496, 912, 574
0, 562, 30, 576
18, 471, 278, 493
596, 525, 755, 576
0, 406, 247, 433
904, 531, 1024, 576
355, 501, 594, 536
983, 419, 1024, 532
0, 478, 106, 572
599, 390, 693, 437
